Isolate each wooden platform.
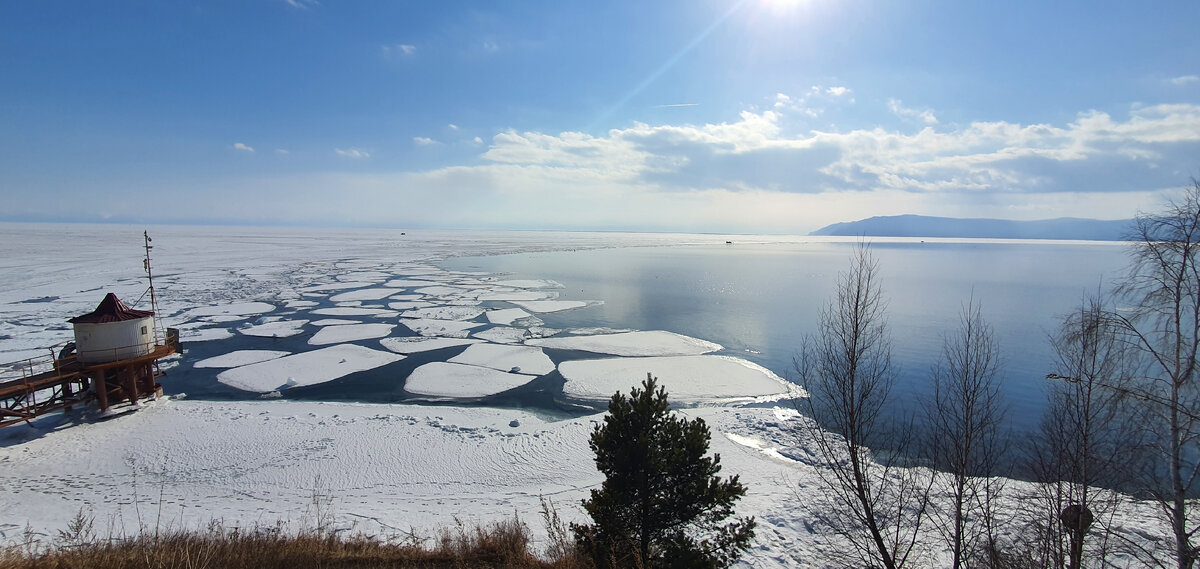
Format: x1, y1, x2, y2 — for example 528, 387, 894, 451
0, 343, 177, 428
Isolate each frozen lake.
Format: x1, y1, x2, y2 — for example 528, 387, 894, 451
442, 240, 1130, 429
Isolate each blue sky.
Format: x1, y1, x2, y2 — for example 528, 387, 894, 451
3, 0, 1199, 233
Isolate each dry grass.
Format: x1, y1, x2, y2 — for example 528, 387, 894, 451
0, 513, 590, 569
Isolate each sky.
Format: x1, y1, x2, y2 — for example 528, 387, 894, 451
2, 0, 1199, 234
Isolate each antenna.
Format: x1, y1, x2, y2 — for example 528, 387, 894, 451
143, 231, 164, 344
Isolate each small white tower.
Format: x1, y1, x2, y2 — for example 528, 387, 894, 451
69, 293, 156, 364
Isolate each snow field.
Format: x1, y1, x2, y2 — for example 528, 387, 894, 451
307, 323, 395, 346
448, 343, 555, 375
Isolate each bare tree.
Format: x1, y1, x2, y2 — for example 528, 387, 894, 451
923, 297, 1007, 569
1111, 179, 1200, 569
1030, 295, 1137, 569
795, 243, 931, 569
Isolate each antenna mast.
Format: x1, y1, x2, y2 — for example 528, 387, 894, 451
143, 231, 164, 343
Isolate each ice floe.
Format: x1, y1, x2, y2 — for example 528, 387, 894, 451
525, 330, 721, 356
388, 301, 435, 310
558, 355, 795, 404
448, 343, 554, 375
379, 337, 482, 354
238, 319, 309, 338
398, 318, 484, 338
308, 323, 395, 346
185, 302, 276, 318
284, 300, 320, 308
311, 307, 399, 317
485, 308, 532, 325
311, 319, 361, 326
384, 279, 444, 288
510, 300, 593, 313
472, 326, 529, 344
477, 290, 555, 302
400, 306, 485, 321
414, 285, 465, 296
183, 328, 235, 342
194, 350, 291, 368
490, 279, 563, 289
299, 282, 374, 292
405, 362, 534, 398
217, 344, 403, 393
329, 288, 399, 302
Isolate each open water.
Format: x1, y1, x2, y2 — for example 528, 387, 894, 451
441, 239, 1130, 431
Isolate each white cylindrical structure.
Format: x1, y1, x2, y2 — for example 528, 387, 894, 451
73, 317, 156, 364
69, 293, 157, 364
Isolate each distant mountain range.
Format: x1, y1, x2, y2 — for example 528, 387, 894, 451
810, 215, 1134, 241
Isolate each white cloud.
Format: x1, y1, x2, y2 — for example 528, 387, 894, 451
482, 40, 499, 53
448, 124, 459, 130
772, 86, 854, 117
233, 142, 254, 153
888, 98, 939, 125
335, 148, 370, 159
1169, 75, 1199, 86
142, 97, 1200, 232
414, 137, 438, 146
275, 149, 289, 155
381, 44, 417, 59
284, 0, 318, 9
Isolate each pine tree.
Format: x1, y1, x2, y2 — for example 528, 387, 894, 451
572, 374, 755, 569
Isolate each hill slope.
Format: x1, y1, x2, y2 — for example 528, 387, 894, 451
810, 214, 1133, 241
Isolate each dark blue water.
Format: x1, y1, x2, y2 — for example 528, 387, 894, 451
441, 240, 1129, 429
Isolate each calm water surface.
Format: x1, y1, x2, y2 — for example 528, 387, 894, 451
442, 239, 1129, 430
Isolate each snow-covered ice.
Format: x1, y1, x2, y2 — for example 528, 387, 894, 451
558, 355, 796, 404
510, 300, 593, 313
217, 344, 403, 393
388, 301, 435, 310
184, 302, 276, 318
400, 306, 485, 321
405, 362, 535, 398
238, 319, 308, 338
526, 330, 722, 356
379, 336, 482, 354
182, 328, 235, 342
194, 350, 291, 368
311, 318, 362, 326
477, 290, 555, 301
328, 288, 399, 302
448, 343, 555, 375
490, 279, 563, 289
311, 307, 398, 317
472, 326, 529, 344
307, 323, 395, 346
398, 318, 484, 338
485, 307, 532, 325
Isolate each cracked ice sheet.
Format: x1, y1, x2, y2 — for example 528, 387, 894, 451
311, 307, 398, 317
448, 343, 554, 375
476, 290, 555, 302
379, 337, 482, 354
472, 326, 527, 344
558, 355, 797, 404
328, 288, 399, 302
399, 318, 484, 338
308, 323, 395, 346
485, 308, 532, 325
194, 350, 291, 368
488, 279, 563, 289
510, 300, 594, 313
218, 344, 403, 393
400, 306, 485, 321
184, 302, 275, 319
526, 330, 721, 357
405, 362, 534, 398
239, 319, 309, 338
